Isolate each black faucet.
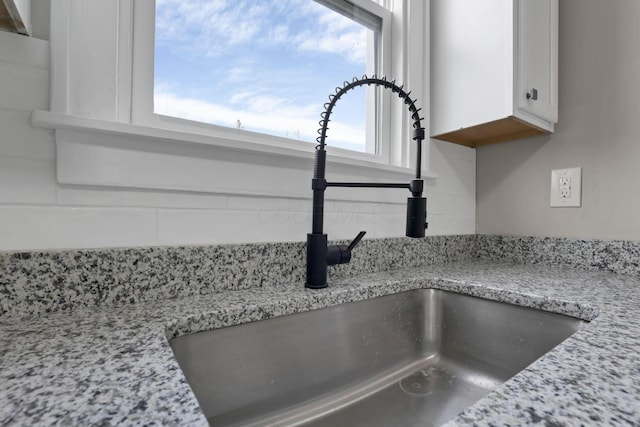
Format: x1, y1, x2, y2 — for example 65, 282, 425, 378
306, 76, 428, 289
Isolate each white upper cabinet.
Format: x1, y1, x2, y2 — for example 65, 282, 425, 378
430, 0, 558, 148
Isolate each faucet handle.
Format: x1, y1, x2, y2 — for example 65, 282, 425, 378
348, 231, 367, 251
326, 231, 367, 267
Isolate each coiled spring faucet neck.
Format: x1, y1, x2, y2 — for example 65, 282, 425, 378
316, 75, 425, 179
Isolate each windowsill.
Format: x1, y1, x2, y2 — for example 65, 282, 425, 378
31, 110, 436, 201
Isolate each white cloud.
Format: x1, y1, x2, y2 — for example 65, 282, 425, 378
155, 0, 368, 63
155, 0, 269, 56
297, 27, 368, 63
154, 89, 365, 148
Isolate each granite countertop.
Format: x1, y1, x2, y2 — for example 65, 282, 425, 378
1, 259, 639, 426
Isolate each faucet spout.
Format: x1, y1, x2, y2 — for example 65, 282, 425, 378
306, 76, 428, 289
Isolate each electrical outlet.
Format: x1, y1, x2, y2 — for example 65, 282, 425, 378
551, 167, 582, 207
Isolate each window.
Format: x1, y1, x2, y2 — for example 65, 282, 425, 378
153, 0, 388, 153
45, 0, 428, 179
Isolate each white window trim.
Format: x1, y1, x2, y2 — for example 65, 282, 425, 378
39, 0, 435, 200
32, 110, 432, 199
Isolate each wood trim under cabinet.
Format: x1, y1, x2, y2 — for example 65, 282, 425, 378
0, 0, 29, 35
431, 116, 549, 148
0, 1, 17, 33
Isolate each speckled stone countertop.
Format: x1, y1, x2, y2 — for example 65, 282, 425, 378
2, 259, 639, 426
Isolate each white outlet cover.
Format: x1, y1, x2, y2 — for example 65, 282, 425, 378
550, 167, 582, 207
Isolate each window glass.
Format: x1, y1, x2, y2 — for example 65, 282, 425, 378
154, 0, 380, 152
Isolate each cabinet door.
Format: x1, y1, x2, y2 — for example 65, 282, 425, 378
516, 0, 558, 123
430, 0, 513, 135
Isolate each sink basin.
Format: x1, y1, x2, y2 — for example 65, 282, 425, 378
170, 289, 585, 426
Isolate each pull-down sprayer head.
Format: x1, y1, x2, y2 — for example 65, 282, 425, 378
406, 180, 427, 238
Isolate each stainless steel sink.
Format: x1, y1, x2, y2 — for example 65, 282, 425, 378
170, 289, 585, 426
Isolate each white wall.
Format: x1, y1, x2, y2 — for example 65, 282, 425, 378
0, 21, 475, 251
477, 0, 640, 241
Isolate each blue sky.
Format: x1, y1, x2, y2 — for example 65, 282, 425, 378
154, 0, 372, 151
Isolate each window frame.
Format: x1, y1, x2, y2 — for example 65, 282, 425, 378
131, 0, 394, 164
40, 0, 434, 201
